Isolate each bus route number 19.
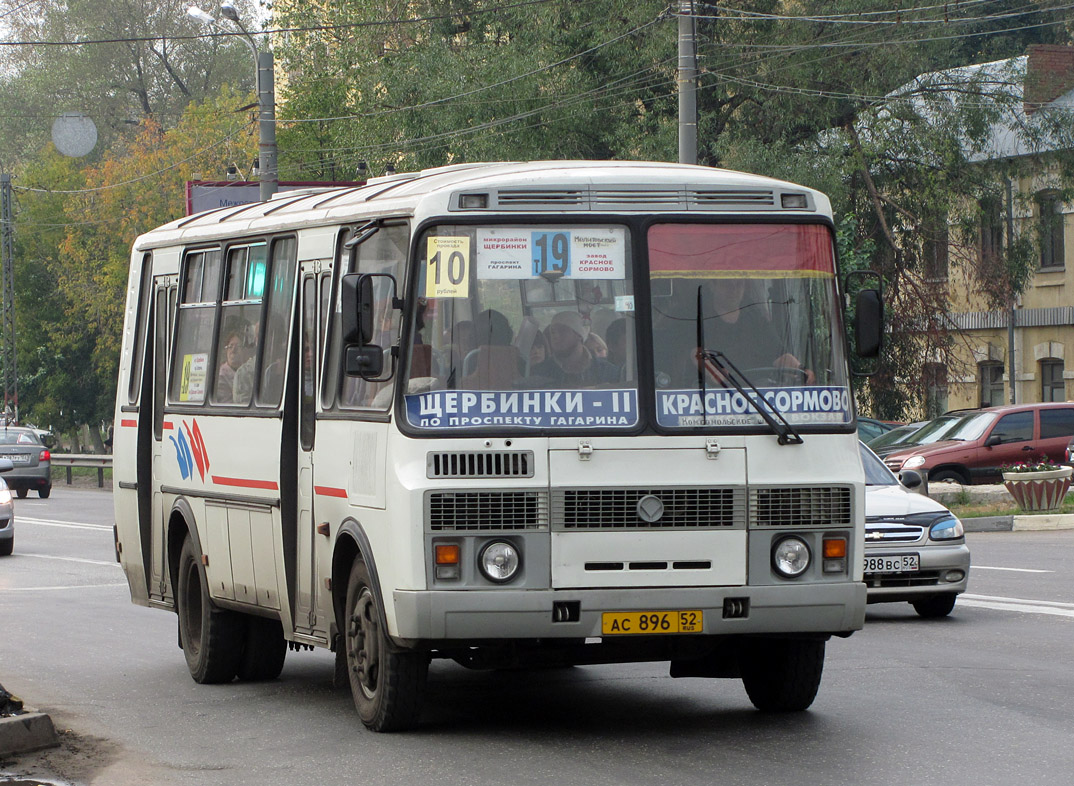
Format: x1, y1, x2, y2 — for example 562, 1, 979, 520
532, 231, 570, 277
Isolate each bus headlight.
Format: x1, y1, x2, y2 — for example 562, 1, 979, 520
478, 541, 521, 583
772, 537, 811, 578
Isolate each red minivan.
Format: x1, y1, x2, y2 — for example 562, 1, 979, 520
883, 402, 1074, 485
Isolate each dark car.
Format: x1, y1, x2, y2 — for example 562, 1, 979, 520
884, 402, 1074, 485
869, 413, 972, 458
0, 426, 52, 498
857, 417, 899, 443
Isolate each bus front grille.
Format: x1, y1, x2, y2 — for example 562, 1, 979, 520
749, 486, 852, 527
426, 490, 548, 531
427, 451, 534, 479
552, 488, 744, 530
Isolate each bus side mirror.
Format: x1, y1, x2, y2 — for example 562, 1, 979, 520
341, 273, 376, 344
854, 289, 883, 358
345, 345, 384, 378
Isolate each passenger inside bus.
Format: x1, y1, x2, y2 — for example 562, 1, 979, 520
653, 276, 812, 388
215, 329, 245, 403
231, 321, 261, 405
529, 310, 619, 388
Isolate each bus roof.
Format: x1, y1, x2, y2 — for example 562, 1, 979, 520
133, 161, 832, 251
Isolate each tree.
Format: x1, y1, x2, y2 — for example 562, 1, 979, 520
0, 0, 257, 172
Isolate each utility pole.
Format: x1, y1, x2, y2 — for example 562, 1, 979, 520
678, 0, 698, 165
1005, 177, 1016, 405
0, 174, 17, 423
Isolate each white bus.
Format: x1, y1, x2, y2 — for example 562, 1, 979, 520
113, 161, 882, 731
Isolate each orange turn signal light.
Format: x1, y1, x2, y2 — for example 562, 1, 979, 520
435, 544, 460, 565
823, 538, 847, 559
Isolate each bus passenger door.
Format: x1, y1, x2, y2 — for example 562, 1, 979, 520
149, 278, 175, 601
294, 268, 322, 633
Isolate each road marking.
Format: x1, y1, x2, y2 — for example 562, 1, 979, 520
959, 593, 1074, 619
973, 565, 1053, 573
17, 517, 112, 531
4, 582, 127, 592
16, 552, 120, 568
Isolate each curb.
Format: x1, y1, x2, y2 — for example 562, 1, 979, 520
963, 515, 1013, 532
0, 710, 59, 756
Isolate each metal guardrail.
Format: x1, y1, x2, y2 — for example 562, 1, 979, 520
50, 453, 113, 488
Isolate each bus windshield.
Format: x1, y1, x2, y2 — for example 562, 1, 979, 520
404, 224, 640, 431
649, 223, 850, 428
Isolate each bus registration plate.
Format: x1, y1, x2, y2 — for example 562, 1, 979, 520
601, 610, 703, 636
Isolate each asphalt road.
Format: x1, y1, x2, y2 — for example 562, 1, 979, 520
2, 488, 1074, 786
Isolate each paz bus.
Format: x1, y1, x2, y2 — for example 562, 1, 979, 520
113, 161, 882, 731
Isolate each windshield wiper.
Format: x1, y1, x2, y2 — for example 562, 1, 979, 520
698, 349, 805, 446
694, 285, 802, 445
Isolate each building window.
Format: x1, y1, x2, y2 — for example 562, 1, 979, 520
924, 214, 949, 280
1037, 191, 1065, 270
979, 362, 1005, 407
923, 362, 948, 417
1041, 359, 1065, 402
979, 196, 1004, 266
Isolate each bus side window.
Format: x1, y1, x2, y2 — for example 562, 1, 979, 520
256, 237, 297, 407
338, 222, 409, 410
169, 249, 222, 404
211, 244, 266, 406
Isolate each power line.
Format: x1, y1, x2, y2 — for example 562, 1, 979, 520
0, 0, 584, 47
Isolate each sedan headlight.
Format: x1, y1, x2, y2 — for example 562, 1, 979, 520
0, 488, 11, 505
478, 541, 521, 583
930, 516, 964, 540
903, 455, 926, 469
772, 536, 811, 578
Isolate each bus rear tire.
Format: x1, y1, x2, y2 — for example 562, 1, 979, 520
177, 536, 244, 684
344, 560, 427, 732
740, 638, 825, 712
237, 617, 287, 681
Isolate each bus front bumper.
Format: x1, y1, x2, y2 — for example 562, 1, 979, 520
392, 582, 866, 641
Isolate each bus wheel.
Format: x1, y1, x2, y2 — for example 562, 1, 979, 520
237, 617, 287, 681
344, 560, 427, 732
740, 638, 825, 712
177, 536, 244, 684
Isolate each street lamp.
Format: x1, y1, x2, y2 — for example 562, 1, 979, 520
187, 4, 278, 201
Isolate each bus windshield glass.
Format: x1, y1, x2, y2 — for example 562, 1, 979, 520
404, 224, 639, 431
649, 223, 851, 429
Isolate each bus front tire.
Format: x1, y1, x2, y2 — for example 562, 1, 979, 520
740, 638, 825, 712
237, 617, 287, 681
177, 536, 244, 684
344, 560, 427, 732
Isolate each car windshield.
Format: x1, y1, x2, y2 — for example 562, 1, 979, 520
0, 431, 41, 446
937, 412, 995, 442
867, 422, 919, 450
403, 224, 639, 431
647, 223, 850, 429
906, 414, 969, 445
860, 443, 899, 486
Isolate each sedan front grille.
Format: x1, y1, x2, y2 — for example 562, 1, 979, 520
426, 490, 548, 531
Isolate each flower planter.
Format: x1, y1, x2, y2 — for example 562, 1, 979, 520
1001, 466, 1073, 512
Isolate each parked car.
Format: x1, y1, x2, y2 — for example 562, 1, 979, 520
866, 420, 927, 452
857, 416, 899, 443
868, 412, 974, 458
0, 459, 15, 556
1066, 435, 1074, 468
883, 402, 1074, 485
0, 426, 52, 498
861, 443, 969, 617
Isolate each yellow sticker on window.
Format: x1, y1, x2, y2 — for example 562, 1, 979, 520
426, 237, 470, 298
